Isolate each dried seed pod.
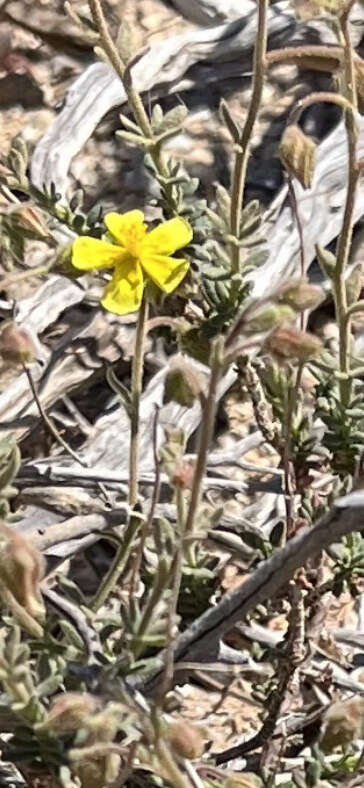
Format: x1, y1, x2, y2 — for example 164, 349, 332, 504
0, 322, 36, 365
278, 279, 325, 311
167, 720, 206, 760
172, 460, 195, 490
164, 356, 205, 408
245, 303, 295, 333
320, 697, 364, 752
280, 124, 316, 189
10, 204, 49, 238
265, 324, 323, 362
40, 693, 100, 733
0, 521, 45, 620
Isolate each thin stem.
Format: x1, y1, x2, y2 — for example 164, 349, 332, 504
132, 561, 172, 659
260, 583, 305, 771
266, 44, 344, 72
288, 90, 353, 125
229, 0, 269, 273
23, 364, 89, 468
0, 579, 43, 638
282, 179, 306, 537
240, 360, 280, 448
87, 0, 126, 82
346, 299, 364, 318
0, 262, 54, 290
287, 178, 305, 281
333, 10, 359, 407
129, 295, 149, 507
158, 485, 187, 701
154, 739, 193, 788
224, 338, 263, 365
91, 514, 142, 611
184, 337, 224, 534
339, 3, 357, 111
87, 0, 177, 215
129, 405, 161, 594
282, 379, 297, 540
87, 0, 152, 140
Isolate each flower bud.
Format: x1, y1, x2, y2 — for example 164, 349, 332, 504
280, 125, 316, 189
39, 693, 100, 733
164, 356, 205, 408
245, 304, 295, 333
265, 324, 323, 362
320, 698, 364, 753
278, 279, 325, 311
0, 322, 36, 365
55, 244, 84, 278
172, 460, 195, 490
316, 245, 337, 279
11, 204, 49, 239
346, 265, 362, 307
0, 521, 45, 620
167, 720, 206, 760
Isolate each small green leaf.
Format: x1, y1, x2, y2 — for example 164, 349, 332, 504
219, 99, 241, 142
116, 130, 153, 148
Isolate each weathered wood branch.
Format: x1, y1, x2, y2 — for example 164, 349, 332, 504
135, 491, 364, 689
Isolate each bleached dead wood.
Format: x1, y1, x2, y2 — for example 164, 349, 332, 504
57, 361, 237, 473
31, 1, 364, 197
30, 2, 297, 195
0, 295, 136, 438
134, 490, 364, 692
253, 113, 364, 296
168, 0, 254, 25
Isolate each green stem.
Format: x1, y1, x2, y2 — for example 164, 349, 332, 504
154, 739, 193, 788
184, 337, 224, 534
129, 295, 149, 507
91, 514, 142, 611
346, 299, 364, 318
87, 0, 152, 141
158, 485, 186, 702
87, 0, 177, 215
129, 405, 161, 594
229, 0, 269, 274
132, 560, 171, 659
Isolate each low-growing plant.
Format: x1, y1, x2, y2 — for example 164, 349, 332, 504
2, 0, 364, 786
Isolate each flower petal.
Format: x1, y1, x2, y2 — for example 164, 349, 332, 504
141, 253, 189, 293
143, 217, 193, 256
72, 237, 122, 270
101, 260, 144, 315
104, 210, 145, 244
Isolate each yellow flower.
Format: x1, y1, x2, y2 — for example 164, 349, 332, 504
72, 210, 192, 315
